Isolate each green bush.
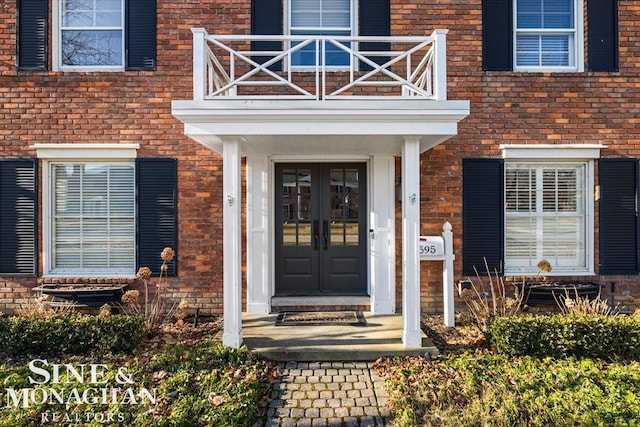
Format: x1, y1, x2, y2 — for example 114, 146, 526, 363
0, 314, 145, 356
490, 314, 640, 360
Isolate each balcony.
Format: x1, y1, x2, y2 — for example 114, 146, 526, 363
171, 29, 470, 155
190, 29, 449, 101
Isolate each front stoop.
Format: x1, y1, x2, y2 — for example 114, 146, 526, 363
239, 313, 439, 361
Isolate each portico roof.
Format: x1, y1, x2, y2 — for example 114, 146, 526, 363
171, 98, 470, 155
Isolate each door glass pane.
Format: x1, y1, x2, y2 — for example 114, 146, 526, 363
345, 222, 358, 245
282, 168, 312, 246
330, 222, 344, 245
328, 168, 360, 246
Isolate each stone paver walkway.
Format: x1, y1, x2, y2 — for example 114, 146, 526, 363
257, 361, 392, 427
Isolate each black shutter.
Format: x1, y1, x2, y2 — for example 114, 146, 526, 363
587, 0, 618, 72
463, 159, 504, 275
251, 0, 283, 71
126, 0, 157, 70
16, 0, 48, 71
599, 159, 638, 274
359, 0, 390, 71
482, 0, 512, 71
136, 159, 177, 276
0, 159, 37, 275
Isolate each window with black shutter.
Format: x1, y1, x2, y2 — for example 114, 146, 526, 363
482, 0, 619, 72
0, 159, 37, 275
587, 0, 619, 72
462, 159, 504, 275
136, 158, 178, 277
17, 0, 156, 71
359, 0, 391, 71
16, 0, 48, 71
599, 158, 638, 274
251, 0, 283, 71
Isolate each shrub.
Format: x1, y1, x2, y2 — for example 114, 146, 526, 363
0, 313, 145, 356
490, 314, 640, 360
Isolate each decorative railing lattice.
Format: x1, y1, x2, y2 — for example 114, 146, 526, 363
190, 29, 449, 101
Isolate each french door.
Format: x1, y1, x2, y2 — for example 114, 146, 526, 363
275, 163, 367, 295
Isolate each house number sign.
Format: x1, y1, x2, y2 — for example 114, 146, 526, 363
419, 236, 445, 259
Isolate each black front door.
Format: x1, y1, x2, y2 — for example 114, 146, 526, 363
275, 163, 367, 295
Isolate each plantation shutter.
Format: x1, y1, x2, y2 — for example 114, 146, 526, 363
599, 158, 638, 274
587, 0, 618, 72
0, 159, 37, 275
463, 159, 504, 275
16, 0, 48, 71
136, 158, 177, 276
126, 0, 157, 70
359, 0, 390, 71
251, 0, 283, 71
482, 0, 513, 71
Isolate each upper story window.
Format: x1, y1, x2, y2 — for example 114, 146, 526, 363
59, 0, 124, 69
514, 0, 579, 71
481, 0, 620, 72
17, 0, 156, 72
288, 0, 354, 68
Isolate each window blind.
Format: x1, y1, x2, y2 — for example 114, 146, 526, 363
52, 163, 135, 273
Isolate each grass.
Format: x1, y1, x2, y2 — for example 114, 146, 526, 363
0, 319, 276, 427
376, 351, 640, 427
376, 313, 640, 427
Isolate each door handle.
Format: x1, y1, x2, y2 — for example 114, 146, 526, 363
313, 220, 319, 250
323, 220, 328, 250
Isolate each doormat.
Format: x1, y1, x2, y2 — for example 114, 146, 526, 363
275, 311, 367, 326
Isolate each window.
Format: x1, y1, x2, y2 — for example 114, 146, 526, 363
17, 0, 156, 71
462, 146, 602, 276
505, 163, 587, 273
33, 144, 177, 278
51, 162, 135, 274
288, 0, 354, 68
58, 0, 124, 69
514, 0, 579, 70
482, 0, 619, 72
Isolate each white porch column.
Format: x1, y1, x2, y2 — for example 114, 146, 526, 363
442, 222, 455, 327
370, 155, 396, 314
402, 137, 422, 347
246, 155, 271, 314
223, 139, 243, 348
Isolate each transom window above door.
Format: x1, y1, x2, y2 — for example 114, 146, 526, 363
288, 0, 354, 68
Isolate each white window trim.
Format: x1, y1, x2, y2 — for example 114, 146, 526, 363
52, 0, 126, 72
512, 0, 584, 73
500, 144, 605, 276
32, 143, 139, 277
285, 0, 357, 71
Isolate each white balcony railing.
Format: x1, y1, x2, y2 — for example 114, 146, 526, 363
190, 29, 449, 102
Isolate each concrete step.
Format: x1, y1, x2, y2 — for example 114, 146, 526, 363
238, 313, 439, 362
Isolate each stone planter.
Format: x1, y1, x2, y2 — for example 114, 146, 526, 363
515, 282, 603, 306
33, 283, 128, 307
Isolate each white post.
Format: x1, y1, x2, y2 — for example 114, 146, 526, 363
246, 155, 271, 314
192, 28, 208, 101
223, 139, 243, 348
442, 222, 455, 327
402, 137, 422, 347
431, 29, 448, 101
370, 155, 396, 314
